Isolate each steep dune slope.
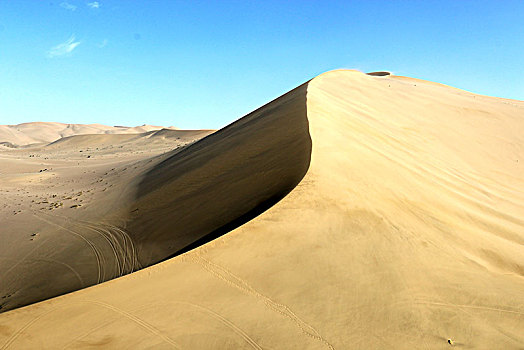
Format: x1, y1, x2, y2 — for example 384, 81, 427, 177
0, 86, 309, 313
0, 70, 523, 349
125, 83, 310, 264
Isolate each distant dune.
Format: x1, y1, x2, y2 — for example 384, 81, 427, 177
0, 122, 179, 147
0, 70, 523, 349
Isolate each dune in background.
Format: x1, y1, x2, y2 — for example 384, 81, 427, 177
1, 70, 523, 349
0, 122, 179, 148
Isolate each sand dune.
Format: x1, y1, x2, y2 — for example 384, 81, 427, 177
0, 122, 179, 147
0, 70, 523, 349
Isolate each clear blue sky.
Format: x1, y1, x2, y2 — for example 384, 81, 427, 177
1, 1, 523, 129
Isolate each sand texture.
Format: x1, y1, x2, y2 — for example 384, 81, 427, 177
0, 70, 523, 349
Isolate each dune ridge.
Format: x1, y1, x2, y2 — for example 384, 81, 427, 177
0, 122, 179, 147
0, 70, 523, 349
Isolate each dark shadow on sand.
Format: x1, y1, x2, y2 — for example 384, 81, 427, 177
127, 82, 312, 265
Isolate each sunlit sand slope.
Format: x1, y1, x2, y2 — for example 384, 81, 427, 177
1, 70, 523, 349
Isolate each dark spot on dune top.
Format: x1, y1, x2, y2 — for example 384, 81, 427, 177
367, 71, 391, 76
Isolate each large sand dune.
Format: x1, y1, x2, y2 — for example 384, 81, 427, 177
0, 70, 523, 349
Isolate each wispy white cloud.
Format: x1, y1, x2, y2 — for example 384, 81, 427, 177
60, 2, 77, 11
98, 38, 108, 48
47, 35, 81, 58
87, 1, 100, 9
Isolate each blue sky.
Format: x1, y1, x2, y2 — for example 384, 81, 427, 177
0, 1, 523, 129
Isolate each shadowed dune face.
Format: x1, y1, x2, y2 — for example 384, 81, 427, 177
126, 83, 311, 264
0, 83, 310, 313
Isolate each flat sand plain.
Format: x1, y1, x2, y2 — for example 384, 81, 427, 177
0, 70, 523, 349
